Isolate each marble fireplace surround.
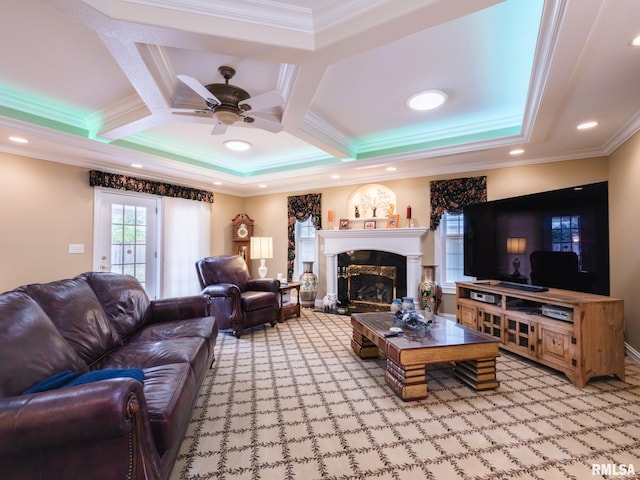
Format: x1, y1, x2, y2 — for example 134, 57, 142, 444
319, 227, 428, 305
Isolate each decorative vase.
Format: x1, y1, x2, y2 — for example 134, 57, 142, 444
300, 261, 318, 309
390, 298, 402, 313
419, 265, 441, 314
402, 297, 415, 311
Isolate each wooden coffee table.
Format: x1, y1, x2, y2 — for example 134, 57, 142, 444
351, 311, 500, 401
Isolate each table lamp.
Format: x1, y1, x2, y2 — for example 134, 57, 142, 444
251, 237, 273, 278
506, 237, 527, 276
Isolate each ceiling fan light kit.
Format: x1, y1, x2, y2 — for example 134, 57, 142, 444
214, 107, 241, 125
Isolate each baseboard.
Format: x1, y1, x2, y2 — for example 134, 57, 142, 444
625, 342, 640, 365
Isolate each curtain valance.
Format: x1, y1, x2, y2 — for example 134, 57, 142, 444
429, 176, 486, 230
89, 170, 214, 203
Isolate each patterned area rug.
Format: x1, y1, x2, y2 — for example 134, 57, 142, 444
170, 310, 640, 479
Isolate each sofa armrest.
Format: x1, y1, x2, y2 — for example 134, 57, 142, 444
246, 278, 280, 293
0, 379, 149, 452
149, 294, 208, 324
201, 283, 241, 298
0, 379, 161, 480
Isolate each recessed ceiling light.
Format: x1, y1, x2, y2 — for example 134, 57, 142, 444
331, 174, 340, 179
9, 136, 28, 144
385, 166, 397, 172
224, 139, 252, 151
258, 184, 267, 189
130, 163, 143, 169
577, 121, 598, 130
632, 34, 640, 47
213, 181, 222, 186
406, 90, 447, 111
509, 148, 525, 155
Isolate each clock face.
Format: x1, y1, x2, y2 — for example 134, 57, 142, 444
237, 223, 249, 238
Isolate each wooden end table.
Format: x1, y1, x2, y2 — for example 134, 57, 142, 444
351, 311, 500, 401
278, 282, 301, 322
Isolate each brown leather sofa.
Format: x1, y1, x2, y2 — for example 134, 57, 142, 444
195, 255, 279, 338
0, 272, 217, 480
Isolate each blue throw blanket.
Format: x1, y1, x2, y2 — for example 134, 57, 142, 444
23, 369, 144, 395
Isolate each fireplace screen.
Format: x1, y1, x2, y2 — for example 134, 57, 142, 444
348, 265, 396, 312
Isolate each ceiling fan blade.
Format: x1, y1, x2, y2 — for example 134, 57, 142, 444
247, 114, 284, 133
210, 121, 228, 135
177, 74, 221, 105
168, 108, 211, 116
240, 91, 284, 112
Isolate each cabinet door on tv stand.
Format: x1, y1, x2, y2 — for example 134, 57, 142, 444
479, 306, 503, 342
505, 314, 535, 357
458, 302, 478, 330
537, 321, 575, 370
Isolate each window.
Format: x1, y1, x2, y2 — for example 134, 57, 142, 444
294, 217, 317, 278
551, 215, 581, 267
435, 212, 473, 292
110, 203, 149, 286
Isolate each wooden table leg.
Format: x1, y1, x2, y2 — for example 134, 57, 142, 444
351, 330, 379, 358
385, 359, 428, 401
452, 357, 500, 390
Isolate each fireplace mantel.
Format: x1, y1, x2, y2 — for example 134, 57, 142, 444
319, 227, 428, 305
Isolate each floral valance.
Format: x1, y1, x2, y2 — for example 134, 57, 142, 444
430, 176, 486, 230
89, 170, 214, 203
287, 193, 322, 281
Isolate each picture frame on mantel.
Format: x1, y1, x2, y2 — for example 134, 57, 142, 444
339, 218, 350, 230
386, 214, 399, 228
364, 220, 376, 230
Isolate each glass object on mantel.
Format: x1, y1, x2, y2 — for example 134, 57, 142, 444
419, 265, 442, 314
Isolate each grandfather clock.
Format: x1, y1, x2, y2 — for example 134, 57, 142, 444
231, 213, 254, 268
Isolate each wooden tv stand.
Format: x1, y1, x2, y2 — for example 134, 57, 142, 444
456, 281, 625, 388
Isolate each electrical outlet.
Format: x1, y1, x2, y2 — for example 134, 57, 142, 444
68, 244, 85, 254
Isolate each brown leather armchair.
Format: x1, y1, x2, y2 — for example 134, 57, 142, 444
195, 255, 280, 338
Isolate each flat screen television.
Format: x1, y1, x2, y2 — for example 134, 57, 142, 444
463, 181, 609, 295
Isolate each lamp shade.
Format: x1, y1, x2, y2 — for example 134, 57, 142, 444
506, 237, 527, 255
250, 237, 273, 259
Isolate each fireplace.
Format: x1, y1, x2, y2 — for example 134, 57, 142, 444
319, 227, 428, 311
338, 251, 405, 312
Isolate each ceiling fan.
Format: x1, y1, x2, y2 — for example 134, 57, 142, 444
175, 66, 284, 135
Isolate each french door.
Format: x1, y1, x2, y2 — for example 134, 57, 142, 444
93, 190, 160, 299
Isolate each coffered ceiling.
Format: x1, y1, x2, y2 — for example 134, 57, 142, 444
1, 0, 639, 196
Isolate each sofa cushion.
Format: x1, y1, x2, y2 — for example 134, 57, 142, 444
84, 272, 150, 340
130, 317, 218, 356
0, 291, 87, 398
99, 337, 209, 383
25, 277, 122, 366
241, 291, 277, 312
142, 364, 196, 454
